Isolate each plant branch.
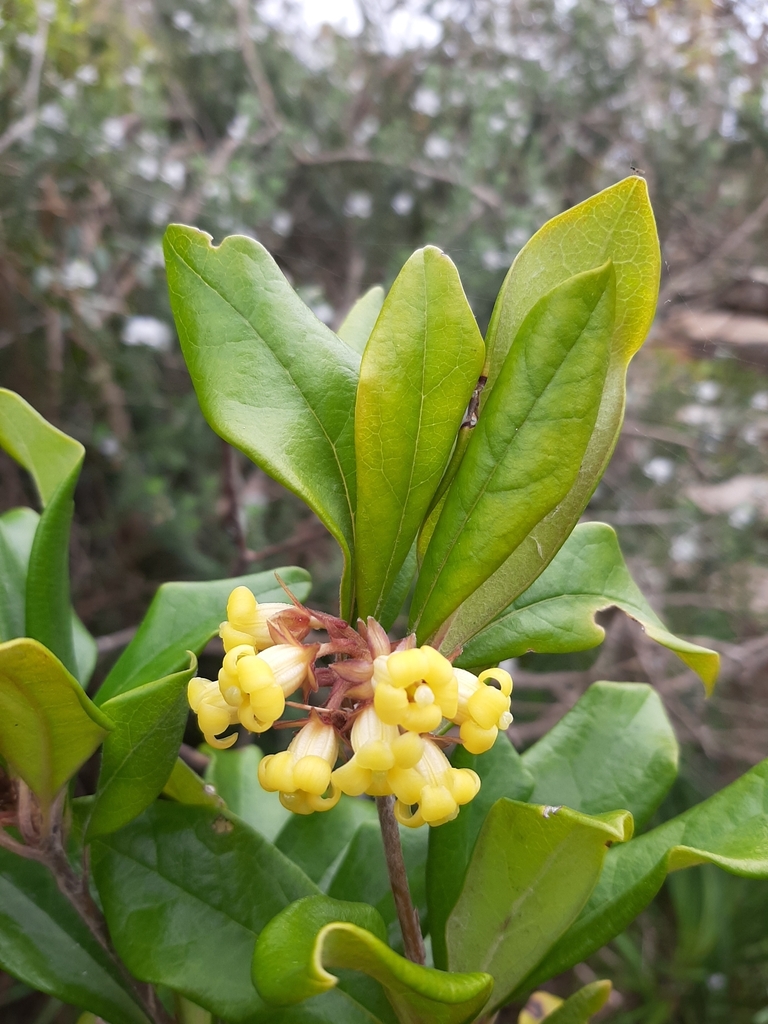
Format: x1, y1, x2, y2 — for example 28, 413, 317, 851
375, 796, 426, 965
0, 1, 49, 156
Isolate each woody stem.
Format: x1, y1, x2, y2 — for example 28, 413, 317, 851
375, 796, 426, 965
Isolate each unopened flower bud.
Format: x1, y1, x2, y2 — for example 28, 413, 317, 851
453, 667, 513, 754
394, 738, 480, 828
188, 676, 239, 749
258, 713, 340, 814
220, 585, 309, 652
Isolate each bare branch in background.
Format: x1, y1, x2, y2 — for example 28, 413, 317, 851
0, 2, 50, 156
232, 0, 283, 133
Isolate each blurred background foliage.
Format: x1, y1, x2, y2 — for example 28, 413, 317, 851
2, 0, 768, 1020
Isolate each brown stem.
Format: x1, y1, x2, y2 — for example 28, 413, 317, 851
375, 796, 426, 965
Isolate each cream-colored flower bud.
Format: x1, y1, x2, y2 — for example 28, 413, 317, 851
219, 585, 294, 652
217, 642, 313, 734
331, 705, 425, 801
394, 738, 480, 829
187, 677, 239, 749
453, 667, 513, 754
258, 713, 340, 814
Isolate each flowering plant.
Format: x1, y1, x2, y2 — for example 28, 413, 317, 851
0, 178, 765, 1024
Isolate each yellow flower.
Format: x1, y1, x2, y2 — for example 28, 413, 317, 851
372, 646, 458, 733
218, 642, 315, 734
219, 585, 295, 652
394, 737, 480, 828
331, 704, 425, 800
187, 676, 239, 749
453, 667, 513, 754
258, 712, 341, 814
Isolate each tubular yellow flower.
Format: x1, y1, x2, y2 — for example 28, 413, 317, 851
258, 712, 341, 814
394, 738, 480, 828
217, 642, 315, 734
372, 646, 458, 733
453, 667, 513, 754
187, 676, 239, 749
331, 705, 425, 800
219, 585, 294, 652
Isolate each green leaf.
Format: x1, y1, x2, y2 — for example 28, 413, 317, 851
521, 982, 612, 1024
95, 566, 310, 704
0, 507, 38, 641
327, 822, 428, 948
0, 637, 112, 805
354, 247, 484, 620
253, 894, 493, 1024
457, 522, 719, 692
428, 734, 534, 970
0, 390, 86, 674
0, 848, 149, 1024
204, 743, 292, 842
444, 178, 661, 651
525, 758, 768, 992
338, 286, 386, 354
379, 543, 417, 632
411, 262, 616, 643
447, 800, 632, 1014
276, 795, 378, 885
92, 801, 324, 1022
86, 661, 197, 839
164, 226, 358, 618
163, 757, 224, 808
0, 507, 97, 685
0, 388, 84, 506
521, 681, 678, 830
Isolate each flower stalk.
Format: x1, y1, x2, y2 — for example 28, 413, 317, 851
375, 795, 426, 966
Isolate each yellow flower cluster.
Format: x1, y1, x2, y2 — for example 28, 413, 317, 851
187, 588, 514, 828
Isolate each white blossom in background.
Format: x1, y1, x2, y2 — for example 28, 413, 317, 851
481, 250, 509, 272
102, 117, 126, 148
312, 303, 334, 325
150, 201, 172, 226
391, 191, 414, 215
122, 316, 172, 350
670, 533, 700, 563
353, 116, 379, 145
123, 66, 142, 86
752, 391, 768, 410
424, 134, 451, 160
344, 192, 372, 218
75, 64, 98, 84
643, 457, 676, 485
695, 380, 721, 403
39, 103, 67, 131
172, 10, 195, 30
271, 211, 293, 237
61, 260, 97, 291
228, 112, 250, 142
160, 160, 186, 190
729, 504, 756, 530
136, 155, 159, 181
411, 87, 441, 117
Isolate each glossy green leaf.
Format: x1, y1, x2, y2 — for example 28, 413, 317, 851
0, 848, 149, 1024
0, 507, 37, 641
0, 507, 97, 685
525, 758, 768, 992
411, 262, 616, 643
456, 522, 719, 692
164, 226, 358, 617
0, 389, 86, 674
428, 734, 534, 970
338, 286, 386, 354
522, 681, 678, 830
355, 246, 484, 620
327, 821, 428, 948
379, 543, 417, 632
444, 178, 661, 650
86, 661, 197, 839
447, 800, 632, 1014
95, 566, 310, 703
92, 802, 326, 1022
253, 895, 493, 1024
531, 981, 612, 1024
163, 757, 224, 809
0, 388, 84, 506
0, 637, 112, 805
204, 743, 291, 842
276, 795, 378, 885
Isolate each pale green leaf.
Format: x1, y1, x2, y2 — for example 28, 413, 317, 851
338, 286, 386, 354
